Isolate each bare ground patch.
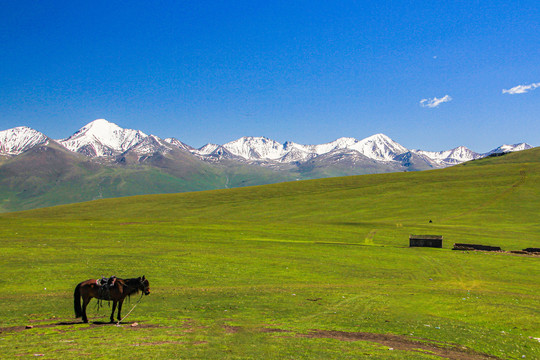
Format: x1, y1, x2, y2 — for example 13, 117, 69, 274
131, 340, 186, 346
223, 325, 242, 333
217, 325, 500, 359
299, 329, 501, 360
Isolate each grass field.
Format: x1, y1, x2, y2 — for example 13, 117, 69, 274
0, 149, 539, 359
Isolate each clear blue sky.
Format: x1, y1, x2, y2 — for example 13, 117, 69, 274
1, 1, 539, 152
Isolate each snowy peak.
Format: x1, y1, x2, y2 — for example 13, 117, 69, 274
212, 134, 409, 163
0, 126, 48, 156
223, 136, 287, 160
126, 135, 173, 156
308, 137, 358, 155
484, 143, 532, 156
59, 120, 193, 158
164, 138, 194, 152
197, 143, 221, 155
448, 146, 480, 161
351, 133, 408, 161
1, 119, 534, 171
291, 134, 408, 162
412, 146, 481, 166
190, 143, 241, 161
59, 119, 148, 157
192, 133, 533, 166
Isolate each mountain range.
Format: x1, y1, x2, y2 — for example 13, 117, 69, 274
1, 119, 531, 165
0, 119, 533, 212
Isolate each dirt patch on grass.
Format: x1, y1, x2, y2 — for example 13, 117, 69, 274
131, 341, 186, 346
130, 340, 207, 346
300, 330, 500, 360
217, 325, 499, 359
0, 325, 32, 333
259, 327, 291, 333
223, 325, 242, 333
222, 325, 292, 334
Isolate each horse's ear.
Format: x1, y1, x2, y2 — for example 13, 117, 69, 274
142, 275, 145, 280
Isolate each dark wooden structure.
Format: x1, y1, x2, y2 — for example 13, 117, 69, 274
453, 243, 502, 251
409, 235, 443, 248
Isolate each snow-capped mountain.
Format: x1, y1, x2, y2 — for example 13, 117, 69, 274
199, 133, 411, 163
192, 133, 532, 168
164, 138, 194, 152
0, 126, 49, 156
0, 119, 534, 170
196, 143, 221, 155
193, 143, 243, 161
125, 135, 173, 156
222, 137, 288, 160
412, 146, 482, 167
484, 143, 533, 156
59, 119, 149, 157
326, 134, 409, 162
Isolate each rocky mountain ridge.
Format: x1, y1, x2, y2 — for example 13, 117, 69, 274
0, 119, 531, 169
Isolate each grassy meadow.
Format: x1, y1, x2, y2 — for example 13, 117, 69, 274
0, 149, 539, 359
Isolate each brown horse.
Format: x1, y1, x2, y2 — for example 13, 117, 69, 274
74, 276, 150, 323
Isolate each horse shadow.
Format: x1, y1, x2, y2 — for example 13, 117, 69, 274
56, 320, 130, 326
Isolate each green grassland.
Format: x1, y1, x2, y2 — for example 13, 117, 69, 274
0, 149, 539, 359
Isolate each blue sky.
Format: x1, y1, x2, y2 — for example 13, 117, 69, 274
1, 1, 539, 152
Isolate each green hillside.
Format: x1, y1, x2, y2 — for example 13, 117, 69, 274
0, 143, 298, 212
0, 148, 538, 359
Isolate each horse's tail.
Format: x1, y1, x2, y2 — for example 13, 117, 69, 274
74, 282, 82, 318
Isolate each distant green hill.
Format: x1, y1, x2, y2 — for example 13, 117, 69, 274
0, 147, 539, 358
0, 142, 298, 212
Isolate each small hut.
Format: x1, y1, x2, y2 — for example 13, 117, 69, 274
409, 235, 443, 248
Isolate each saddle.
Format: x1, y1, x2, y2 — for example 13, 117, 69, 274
96, 275, 117, 300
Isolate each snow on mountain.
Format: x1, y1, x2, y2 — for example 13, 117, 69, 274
211, 134, 409, 163
413, 146, 482, 166
189, 143, 241, 161
193, 133, 533, 167
280, 142, 316, 162
484, 143, 532, 156
348, 134, 409, 161
222, 136, 288, 160
0, 126, 48, 156
1, 119, 534, 170
58, 119, 148, 157
306, 137, 359, 155
196, 143, 222, 155
127, 135, 173, 156
164, 138, 194, 152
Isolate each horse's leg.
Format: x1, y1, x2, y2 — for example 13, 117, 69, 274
110, 301, 117, 323
117, 299, 125, 322
82, 296, 91, 323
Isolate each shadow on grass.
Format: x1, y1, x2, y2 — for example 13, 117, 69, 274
1, 320, 159, 333
56, 320, 134, 326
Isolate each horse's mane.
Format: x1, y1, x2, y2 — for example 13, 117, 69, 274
118, 277, 143, 297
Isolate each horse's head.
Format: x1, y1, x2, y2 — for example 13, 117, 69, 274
139, 275, 150, 295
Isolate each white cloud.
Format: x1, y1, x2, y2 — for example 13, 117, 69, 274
502, 82, 540, 94
420, 95, 452, 108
